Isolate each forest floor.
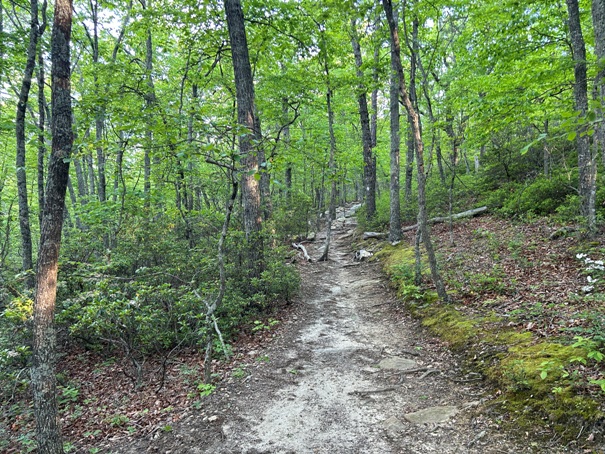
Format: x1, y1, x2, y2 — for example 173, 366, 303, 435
99, 211, 583, 454
4, 210, 604, 453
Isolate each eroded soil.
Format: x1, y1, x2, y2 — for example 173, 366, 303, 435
107, 215, 574, 454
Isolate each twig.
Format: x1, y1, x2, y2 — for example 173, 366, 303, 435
420, 369, 440, 379
468, 430, 486, 447
348, 386, 398, 396
400, 367, 428, 374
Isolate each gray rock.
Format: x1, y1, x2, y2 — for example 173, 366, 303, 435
378, 357, 417, 370
403, 406, 459, 424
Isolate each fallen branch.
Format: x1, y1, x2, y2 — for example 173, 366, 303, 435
348, 386, 398, 396
419, 369, 440, 379
401, 206, 488, 233
362, 231, 387, 240
292, 242, 312, 261
399, 367, 428, 374
362, 207, 488, 239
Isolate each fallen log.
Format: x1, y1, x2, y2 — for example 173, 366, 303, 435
362, 232, 387, 240
401, 206, 488, 232
362, 206, 489, 239
292, 242, 312, 261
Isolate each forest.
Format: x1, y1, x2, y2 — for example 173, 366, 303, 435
1, 0, 605, 452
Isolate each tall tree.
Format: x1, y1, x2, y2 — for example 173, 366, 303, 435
383, 0, 448, 302
37, 25, 47, 230
593, 0, 605, 166
31, 0, 73, 450
350, 19, 376, 219
15, 0, 42, 289
566, 0, 595, 233
388, 4, 402, 243
224, 0, 263, 276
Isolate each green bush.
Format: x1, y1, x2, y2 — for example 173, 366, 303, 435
272, 193, 314, 240
496, 174, 576, 218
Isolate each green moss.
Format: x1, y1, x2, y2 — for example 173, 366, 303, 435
421, 305, 478, 348
377, 237, 604, 444
374, 243, 417, 272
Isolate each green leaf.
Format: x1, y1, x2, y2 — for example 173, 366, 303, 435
253, 172, 261, 181
567, 131, 577, 141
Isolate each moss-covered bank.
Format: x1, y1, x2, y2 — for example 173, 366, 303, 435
375, 241, 604, 445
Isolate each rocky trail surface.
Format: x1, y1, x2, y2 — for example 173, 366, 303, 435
112, 213, 573, 454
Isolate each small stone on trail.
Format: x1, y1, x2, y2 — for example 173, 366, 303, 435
378, 357, 417, 370
403, 406, 459, 424
383, 416, 406, 434
208, 415, 219, 423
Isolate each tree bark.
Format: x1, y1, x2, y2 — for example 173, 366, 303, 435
350, 19, 376, 219
404, 16, 419, 203
37, 16, 47, 230
566, 0, 596, 233
142, 0, 154, 205
388, 7, 402, 243
319, 30, 337, 262
592, 0, 605, 168
283, 98, 292, 199
224, 0, 263, 276
383, 0, 448, 302
90, 0, 106, 203
318, 84, 337, 262
31, 0, 73, 451
15, 0, 41, 289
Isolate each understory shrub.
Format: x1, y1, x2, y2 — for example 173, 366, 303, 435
499, 174, 575, 217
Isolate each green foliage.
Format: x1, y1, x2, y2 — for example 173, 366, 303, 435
196, 383, 215, 397
499, 175, 576, 218
356, 191, 392, 232
272, 193, 314, 240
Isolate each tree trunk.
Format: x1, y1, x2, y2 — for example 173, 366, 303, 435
31, 0, 73, 451
566, 0, 596, 233
143, 0, 154, 205
350, 19, 376, 219
89, 0, 106, 203
73, 157, 88, 200
404, 16, 419, 203
383, 0, 448, 302
283, 98, 292, 199
318, 29, 337, 262
37, 23, 47, 230
388, 9, 402, 243
318, 85, 337, 262
592, 0, 605, 168
224, 0, 263, 277
15, 0, 41, 289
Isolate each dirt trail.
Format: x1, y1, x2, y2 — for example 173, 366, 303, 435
113, 215, 571, 454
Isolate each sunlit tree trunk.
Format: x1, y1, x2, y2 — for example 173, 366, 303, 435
31, 0, 73, 451
224, 0, 263, 276
404, 17, 419, 203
